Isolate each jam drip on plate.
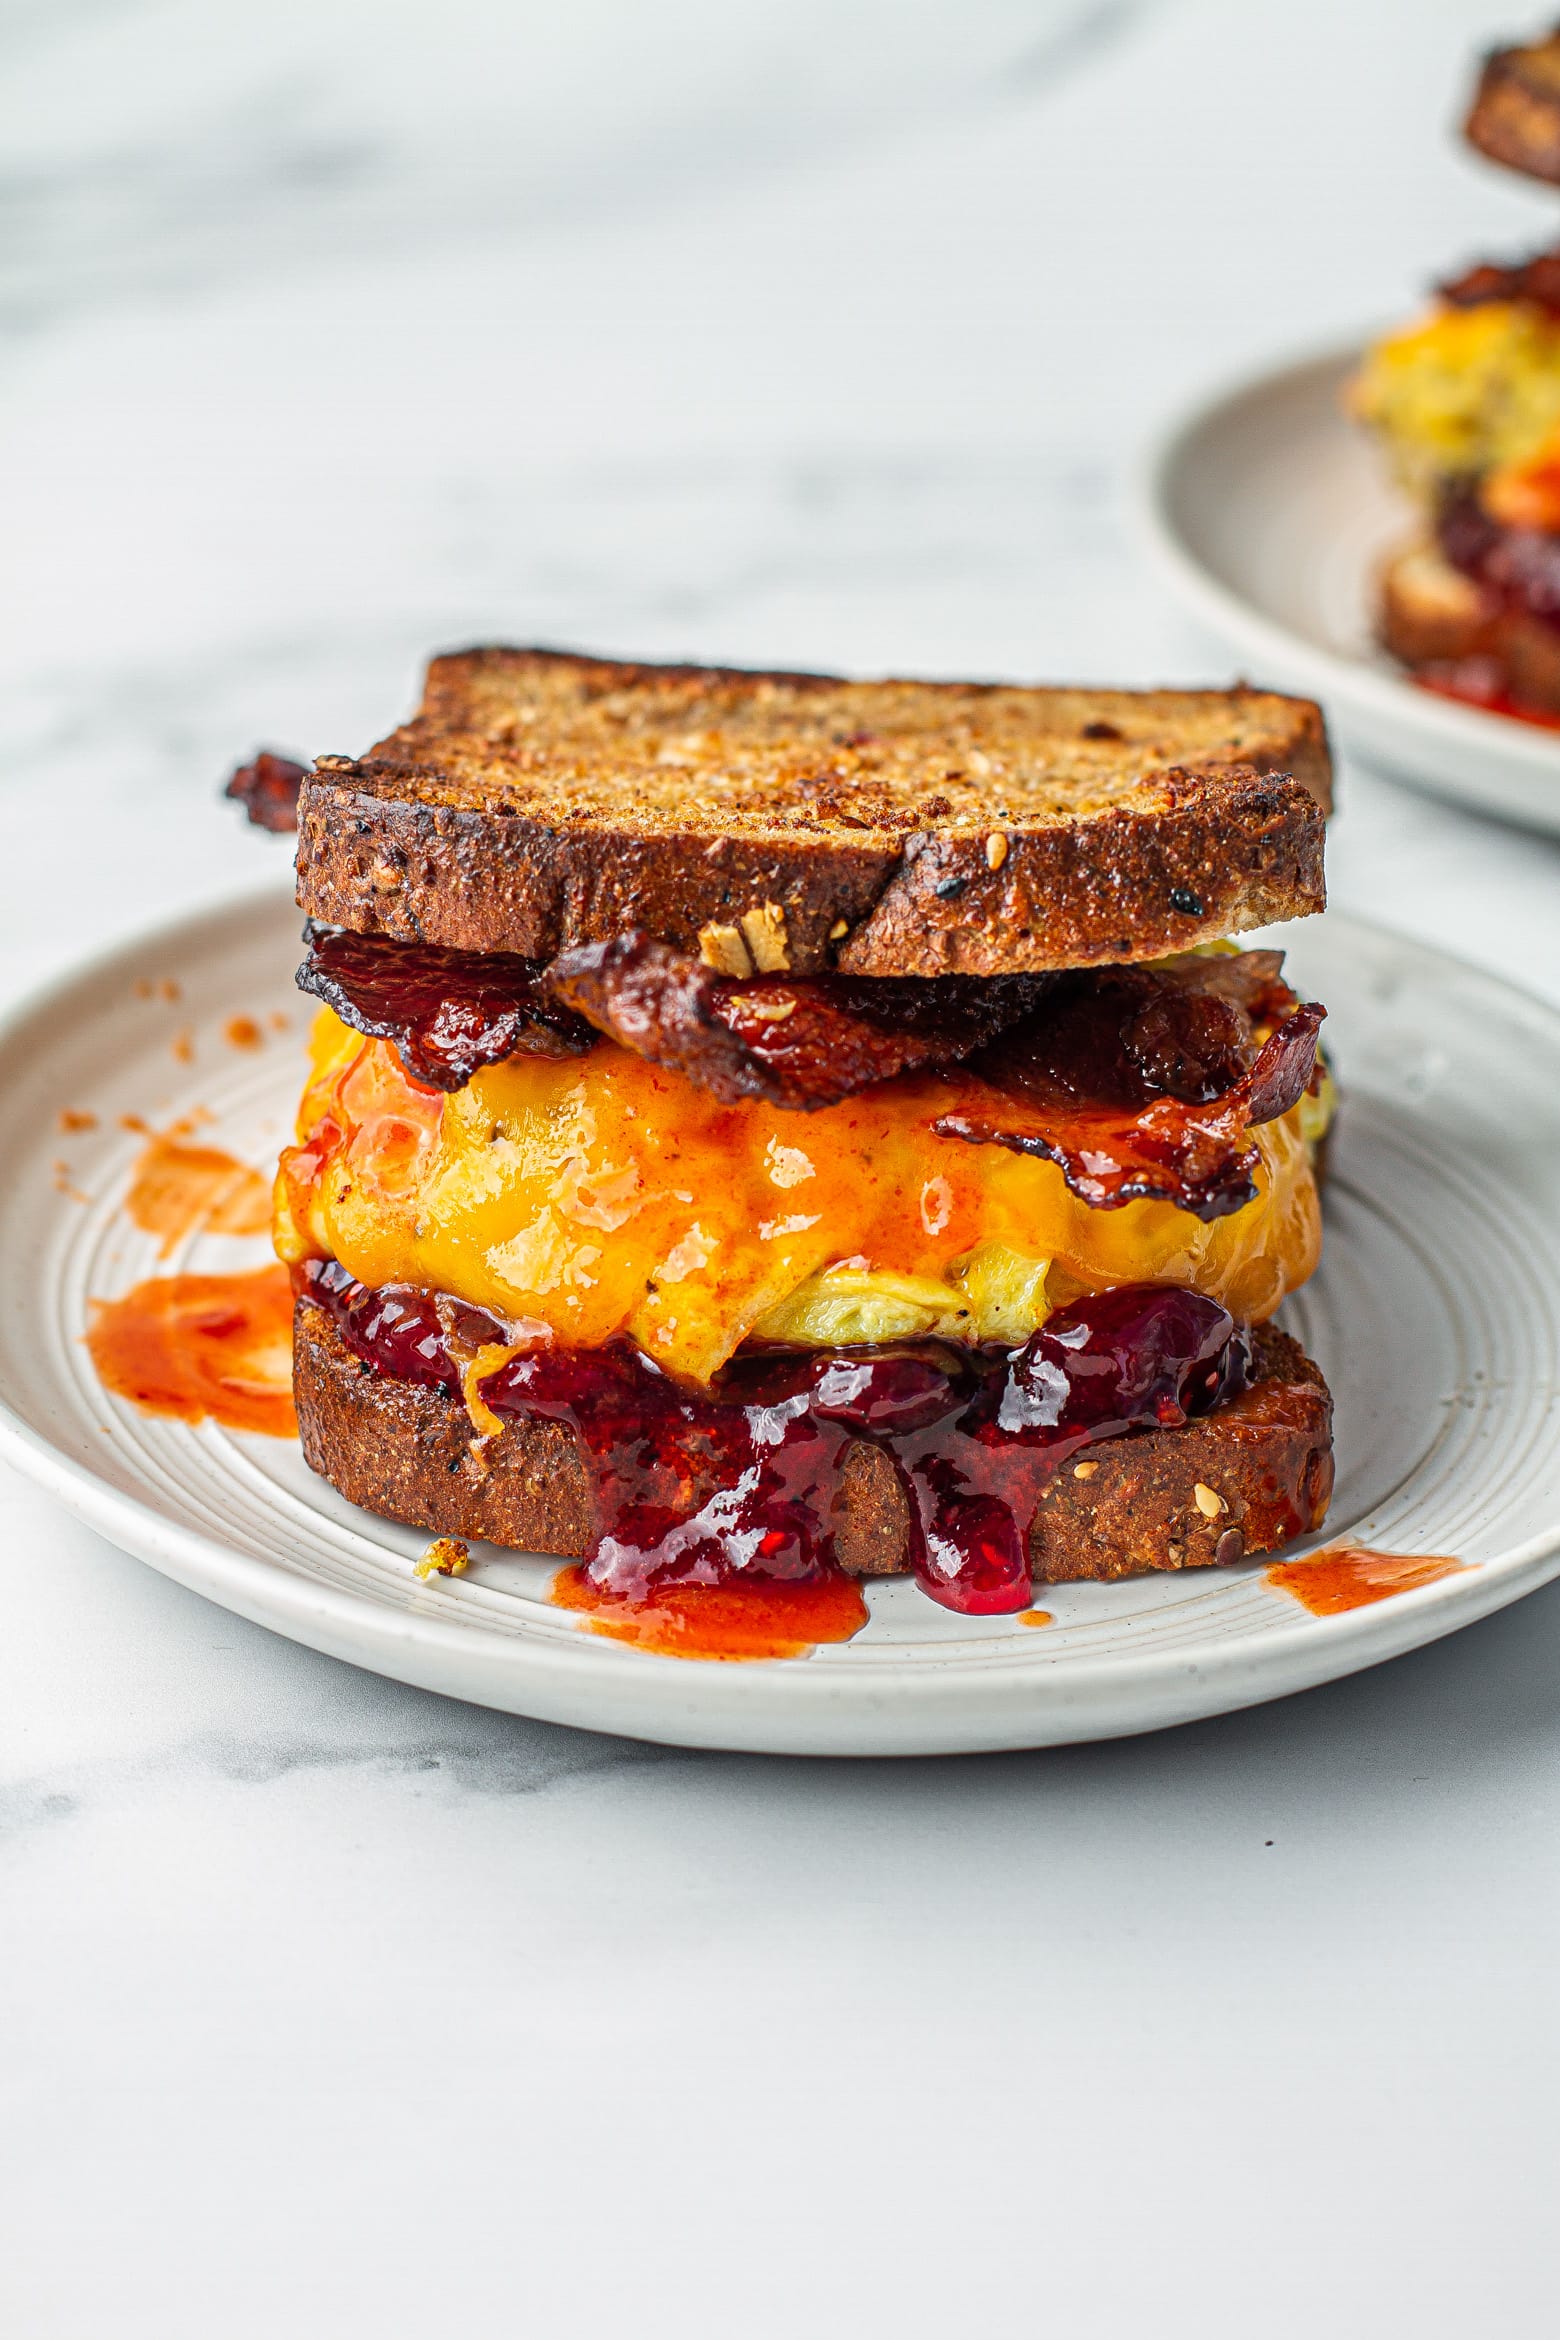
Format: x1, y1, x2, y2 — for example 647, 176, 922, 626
303, 1262, 1252, 1615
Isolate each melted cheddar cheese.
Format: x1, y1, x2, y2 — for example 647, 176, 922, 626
1350, 300, 1560, 497
274, 1008, 1323, 1387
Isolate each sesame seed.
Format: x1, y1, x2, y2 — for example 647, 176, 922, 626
1193, 1482, 1226, 1518
985, 831, 1009, 870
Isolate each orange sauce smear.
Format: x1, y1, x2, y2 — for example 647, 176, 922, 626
1414, 672, 1560, 733
125, 1129, 272, 1257
86, 1265, 297, 1437
1265, 1544, 1469, 1616
550, 1564, 870, 1661
1018, 1607, 1054, 1628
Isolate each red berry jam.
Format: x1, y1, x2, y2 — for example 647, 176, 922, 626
301, 1262, 1251, 1615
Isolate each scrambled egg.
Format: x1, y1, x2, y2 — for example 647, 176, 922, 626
276, 1007, 1327, 1387
1350, 300, 1560, 496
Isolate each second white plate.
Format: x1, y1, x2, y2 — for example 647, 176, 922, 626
1139, 341, 1560, 837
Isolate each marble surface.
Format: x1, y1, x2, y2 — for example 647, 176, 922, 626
4, 3, 1559, 2333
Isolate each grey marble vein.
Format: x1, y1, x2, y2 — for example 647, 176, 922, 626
1005, 0, 1165, 88
0, 0, 1163, 340
2, 1717, 675, 1845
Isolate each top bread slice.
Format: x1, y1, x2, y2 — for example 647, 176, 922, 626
295, 649, 1330, 978
1465, 28, 1560, 182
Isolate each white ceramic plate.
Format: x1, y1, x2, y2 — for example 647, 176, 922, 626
2, 886, 1558, 1756
1139, 341, 1560, 838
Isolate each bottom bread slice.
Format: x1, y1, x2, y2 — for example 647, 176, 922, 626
293, 1298, 1333, 1585
1377, 537, 1560, 712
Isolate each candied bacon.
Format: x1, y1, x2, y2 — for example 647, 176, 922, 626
1237, 1005, 1326, 1125
1120, 987, 1251, 1100
1131, 946, 1294, 1028
226, 750, 309, 832
543, 932, 1055, 1111
297, 923, 596, 1091
937, 961, 1324, 1222
1438, 246, 1560, 316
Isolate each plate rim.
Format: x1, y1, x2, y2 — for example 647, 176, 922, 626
1133, 333, 1560, 798
4, 880, 1560, 1756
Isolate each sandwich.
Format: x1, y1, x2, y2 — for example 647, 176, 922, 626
1352, 23, 1560, 723
263, 649, 1337, 1620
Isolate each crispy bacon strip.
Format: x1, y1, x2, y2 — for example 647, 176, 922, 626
1438, 247, 1560, 316
543, 933, 1055, 1111
297, 924, 596, 1091
295, 924, 1325, 1218
935, 960, 1325, 1221
226, 750, 309, 832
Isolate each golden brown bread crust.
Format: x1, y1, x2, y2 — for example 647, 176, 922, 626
1378, 540, 1501, 666
1378, 539, 1560, 712
293, 1298, 1333, 1586
1465, 30, 1560, 184
295, 650, 1331, 979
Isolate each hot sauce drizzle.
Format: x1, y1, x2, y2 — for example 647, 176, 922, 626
125, 1129, 273, 1256
87, 1265, 297, 1437
1265, 1544, 1468, 1615
549, 1565, 871, 1661
1414, 669, 1560, 732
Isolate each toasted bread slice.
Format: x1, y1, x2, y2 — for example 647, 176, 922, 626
295, 650, 1330, 979
1378, 537, 1560, 710
1466, 28, 1560, 183
293, 1298, 1333, 1586
1378, 539, 1501, 665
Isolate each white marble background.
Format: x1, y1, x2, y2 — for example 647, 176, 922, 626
4, 3, 1558, 2334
